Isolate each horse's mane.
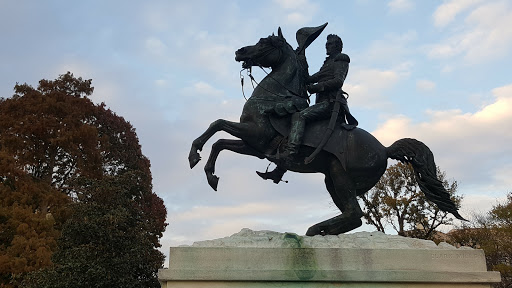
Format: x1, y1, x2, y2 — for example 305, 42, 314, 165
266, 34, 308, 98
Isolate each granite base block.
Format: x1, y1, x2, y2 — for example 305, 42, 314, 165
159, 229, 500, 287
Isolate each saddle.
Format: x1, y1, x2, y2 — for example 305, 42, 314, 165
269, 115, 352, 169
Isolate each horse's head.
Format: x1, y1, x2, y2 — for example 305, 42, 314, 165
235, 27, 293, 69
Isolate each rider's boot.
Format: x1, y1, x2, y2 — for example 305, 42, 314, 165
278, 112, 303, 161
256, 166, 287, 184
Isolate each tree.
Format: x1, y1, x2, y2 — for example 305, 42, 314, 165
23, 173, 165, 288
0, 72, 167, 287
0, 154, 70, 287
449, 193, 512, 288
361, 162, 462, 240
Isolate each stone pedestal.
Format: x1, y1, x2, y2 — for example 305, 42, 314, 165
159, 229, 500, 287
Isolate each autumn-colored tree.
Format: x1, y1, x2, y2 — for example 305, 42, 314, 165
0, 153, 70, 287
361, 162, 462, 240
0, 72, 167, 287
449, 193, 512, 288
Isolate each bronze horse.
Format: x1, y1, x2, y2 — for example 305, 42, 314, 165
188, 27, 465, 236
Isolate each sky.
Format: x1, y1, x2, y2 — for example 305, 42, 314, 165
1, 0, 512, 264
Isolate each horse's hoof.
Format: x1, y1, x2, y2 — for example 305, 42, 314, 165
305, 225, 323, 236
207, 174, 219, 191
329, 218, 362, 235
188, 152, 201, 169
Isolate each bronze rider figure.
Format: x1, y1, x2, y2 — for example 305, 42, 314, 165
257, 33, 358, 183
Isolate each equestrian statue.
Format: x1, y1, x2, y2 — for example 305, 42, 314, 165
188, 23, 465, 236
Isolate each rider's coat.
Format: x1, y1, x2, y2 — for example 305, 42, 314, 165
309, 53, 350, 104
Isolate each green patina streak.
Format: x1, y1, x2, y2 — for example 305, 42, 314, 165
282, 233, 318, 281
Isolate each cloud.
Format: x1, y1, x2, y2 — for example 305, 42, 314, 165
372, 83, 512, 194
345, 63, 412, 109
416, 79, 436, 92
145, 37, 168, 57
173, 203, 282, 222
182, 81, 225, 97
90, 81, 121, 106
287, 13, 310, 25
433, 0, 483, 27
164, 175, 339, 246
54, 61, 123, 106
154, 79, 168, 87
274, 0, 310, 9
196, 42, 236, 78
359, 30, 417, 65
272, 0, 318, 26
460, 194, 507, 217
428, 1, 512, 63
139, 2, 250, 84
388, 0, 414, 13
175, 81, 242, 125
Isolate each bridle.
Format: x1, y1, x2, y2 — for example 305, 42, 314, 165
239, 38, 303, 101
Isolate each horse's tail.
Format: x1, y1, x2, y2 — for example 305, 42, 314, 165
386, 138, 467, 221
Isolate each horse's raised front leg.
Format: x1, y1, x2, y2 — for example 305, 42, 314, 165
204, 139, 265, 191
189, 119, 253, 169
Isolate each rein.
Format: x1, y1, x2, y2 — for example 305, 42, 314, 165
239, 40, 307, 101
257, 65, 302, 98
240, 67, 298, 102
239, 67, 258, 101
239, 65, 306, 102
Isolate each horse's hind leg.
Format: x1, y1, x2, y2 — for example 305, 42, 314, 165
324, 174, 346, 212
189, 119, 253, 169
204, 139, 265, 191
306, 160, 363, 236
